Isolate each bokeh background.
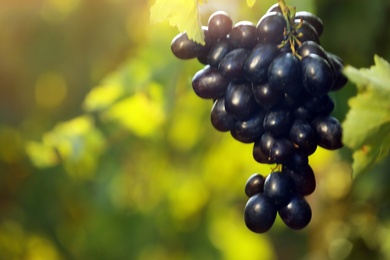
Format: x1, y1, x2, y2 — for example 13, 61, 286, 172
1, 0, 390, 259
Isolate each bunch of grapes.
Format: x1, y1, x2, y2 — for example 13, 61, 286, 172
170, 2, 347, 233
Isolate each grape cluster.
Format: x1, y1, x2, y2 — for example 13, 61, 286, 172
171, 3, 347, 232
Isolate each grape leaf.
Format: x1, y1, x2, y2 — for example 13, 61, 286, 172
342, 55, 390, 177
150, 0, 205, 44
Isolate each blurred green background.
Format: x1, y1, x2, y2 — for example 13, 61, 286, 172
1, 0, 390, 259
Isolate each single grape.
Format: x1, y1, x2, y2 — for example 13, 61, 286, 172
294, 19, 320, 44
263, 108, 293, 137
252, 82, 283, 110
229, 21, 257, 49
207, 38, 232, 68
297, 41, 328, 60
269, 138, 294, 164
304, 94, 335, 115
231, 110, 266, 143
327, 52, 348, 91
289, 119, 317, 150
244, 193, 277, 233
260, 134, 294, 164
283, 165, 316, 196
245, 173, 265, 197
295, 11, 324, 36
244, 43, 280, 83
225, 81, 258, 119
192, 65, 230, 99
171, 32, 208, 59
268, 52, 303, 97
208, 11, 233, 41
284, 152, 310, 173
278, 194, 312, 230
260, 132, 275, 154
256, 12, 286, 44
293, 105, 314, 121
301, 54, 334, 96
253, 139, 274, 164
210, 98, 236, 132
311, 115, 343, 150
264, 171, 295, 206
219, 48, 249, 80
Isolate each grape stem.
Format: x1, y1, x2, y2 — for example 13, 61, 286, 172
277, 0, 301, 56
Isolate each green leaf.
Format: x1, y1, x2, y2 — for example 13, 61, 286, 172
342, 55, 390, 177
150, 0, 205, 44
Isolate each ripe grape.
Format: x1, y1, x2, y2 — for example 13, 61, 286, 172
301, 54, 334, 96
230, 21, 257, 49
278, 194, 312, 230
311, 115, 343, 150
245, 173, 265, 197
210, 98, 236, 132
208, 11, 233, 41
192, 65, 230, 99
244, 43, 280, 83
244, 193, 277, 233
256, 12, 286, 44
225, 81, 258, 119
268, 52, 302, 96
218, 48, 249, 79
263, 171, 294, 206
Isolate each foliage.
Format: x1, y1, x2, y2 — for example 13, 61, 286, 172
150, 0, 206, 44
343, 55, 390, 177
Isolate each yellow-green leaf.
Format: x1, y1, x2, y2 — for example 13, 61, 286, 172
150, 0, 205, 44
342, 55, 390, 177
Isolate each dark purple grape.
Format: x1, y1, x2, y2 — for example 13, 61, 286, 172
260, 134, 294, 164
293, 105, 314, 121
268, 52, 303, 97
263, 108, 293, 137
298, 41, 328, 59
284, 165, 316, 196
253, 140, 274, 164
210, 98, 236, 132
269, 138, 294, 164
304, 95, 334, 115
171, 32, 208, 59
256, 12, 286, 44
229, 21, 257, 49
327, 53, 348, 91
284, 152, 309, 173
289, 119, 317, 150
301, 54, 334, 96
208, 11, 233, 41
218, 48, 249, 80
244, 193, 277, 233
295, 11, 324, 36
245, 173, 265, 197
192, 65, 230, 99
264, 171, 294, 206
207, 38, 232, 67
225, 81, 258, 119
244, 44, 280, 83
311, 115, 343, 150
231, 110, 266, 143
294, 19, 320, 44
260, 132, 275, 154
278, 194, 312, 230
252, 82, 283, 110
